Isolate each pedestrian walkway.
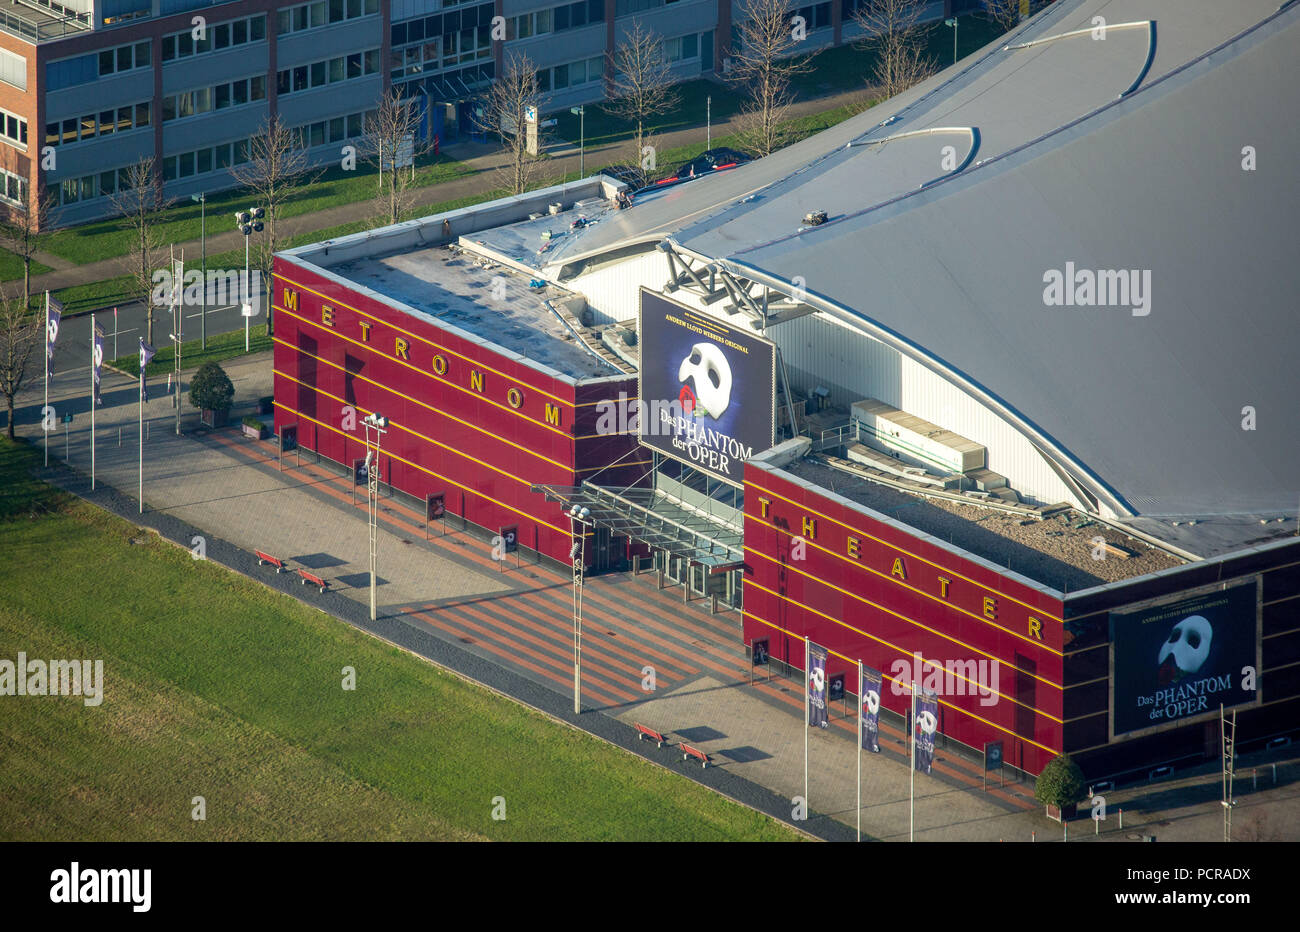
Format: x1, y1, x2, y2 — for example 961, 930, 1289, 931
13, 85, 874, 300
17, 349, 1297, 842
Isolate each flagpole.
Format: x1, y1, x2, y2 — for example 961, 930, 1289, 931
174, 248, 182, 436
857, 660, 862, 843
43, 291, 49, 466
138, 342, 144, 514
910, 677, 917, 843
90, 314, 95, 491
804, 636, 810, 815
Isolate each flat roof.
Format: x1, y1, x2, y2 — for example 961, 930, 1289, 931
464, 196, 621, 272
326, 243, 619, 380
784, 458, 1185, 594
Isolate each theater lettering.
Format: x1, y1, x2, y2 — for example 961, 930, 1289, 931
756, 495, 1049, 643
286, 285, 564, 429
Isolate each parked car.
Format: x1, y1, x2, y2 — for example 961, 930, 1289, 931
672, 147, 753, 181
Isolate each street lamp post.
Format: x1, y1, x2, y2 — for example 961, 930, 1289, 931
945, 18, 959, 67
190, 193, 206, 351
235, 207, 264, 352
568, 503, 590, 714
570, 106, 584, 178
363, 413, 388, 622
169, 248, 183, 436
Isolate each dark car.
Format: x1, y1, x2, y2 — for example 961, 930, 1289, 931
673, 147, 752, 181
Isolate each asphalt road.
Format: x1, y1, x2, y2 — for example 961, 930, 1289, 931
54, 293, 264, 364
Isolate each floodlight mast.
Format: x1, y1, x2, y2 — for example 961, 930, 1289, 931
363, 412, 388, 621
569, 503, 591, 714
235, 207, 264, 351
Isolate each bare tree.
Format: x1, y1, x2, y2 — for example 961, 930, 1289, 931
108, 158, 167, 347
0, 181, 52, 308
606, 22, 681, 186
474, 53, 545, 195
230, 115, 314, 334
363, 89, 428, 226
0, 295, 40, 440
854, 0, 937, 100
984, 0, 1021, 33
726, 0, 815, 157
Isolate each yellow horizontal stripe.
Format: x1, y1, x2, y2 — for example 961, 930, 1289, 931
272, 335, 574, 473
273, 369, 560, 501
748, 477, 1065, 624
272, 399, 572, 537
274, 303, 573, 438
743, 576, 1064, 705
277, 272, 634, 408
739, 608, 1062, 754
746, 538, 1063, 658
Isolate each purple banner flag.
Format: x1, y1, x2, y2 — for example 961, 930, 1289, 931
139, 338, 156, 402
808, 641, 828, 729
861, 665, 882, 752
45, 297, 62, 380
92, 321, 104, 406
915, 690, 938, 774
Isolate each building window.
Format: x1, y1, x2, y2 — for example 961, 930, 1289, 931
163, 77, 263, 123
40, 104, 150, 148
0, 49, 25, 91
0, 110, 28, 148
162, 15, 267, 62
0, 168, 26, 207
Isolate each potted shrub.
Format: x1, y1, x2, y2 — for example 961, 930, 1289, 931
242, 415, 268, 440
1035, 754, 1086, 822
258, 394, 275, 416
189, 361, 235, 428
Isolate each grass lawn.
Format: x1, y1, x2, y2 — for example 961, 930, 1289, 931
554, 99, 872, 184
551, 78, 749, 149
0, 437, 800, 841
40, 153, 474, 268
50, 187, 515, 315
49, 275, 136, 313
551, 12, 1007, 150
787, 14, 1006, 99
0, 248, 52, 283
107, 326, 274, 378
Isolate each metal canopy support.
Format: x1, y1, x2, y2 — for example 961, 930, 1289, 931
533, 482, 744, 566
659, 241, 729, 305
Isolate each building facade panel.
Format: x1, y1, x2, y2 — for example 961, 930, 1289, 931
1061, 540, 1300, 779
276, 18, 382, 65
744, 458, 1066, 775
273, 254, 638, 564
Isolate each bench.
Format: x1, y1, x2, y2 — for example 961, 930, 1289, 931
681, 743, 710, 768
634, 723, 666, 748
255, 550, 287, 573
297, 569, 329, 593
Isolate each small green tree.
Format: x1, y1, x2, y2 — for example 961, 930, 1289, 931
1035, 754, 1087, 809
189, 361, 235, 412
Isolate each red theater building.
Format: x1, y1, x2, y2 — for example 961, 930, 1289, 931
272, 181, 644, 569
273, 0, 1300, 780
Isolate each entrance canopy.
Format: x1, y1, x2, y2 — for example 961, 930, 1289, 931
533, 482, 743, 571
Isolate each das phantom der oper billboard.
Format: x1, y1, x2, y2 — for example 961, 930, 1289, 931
637, 289, 776, 485
1109, 579, 1261, 739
